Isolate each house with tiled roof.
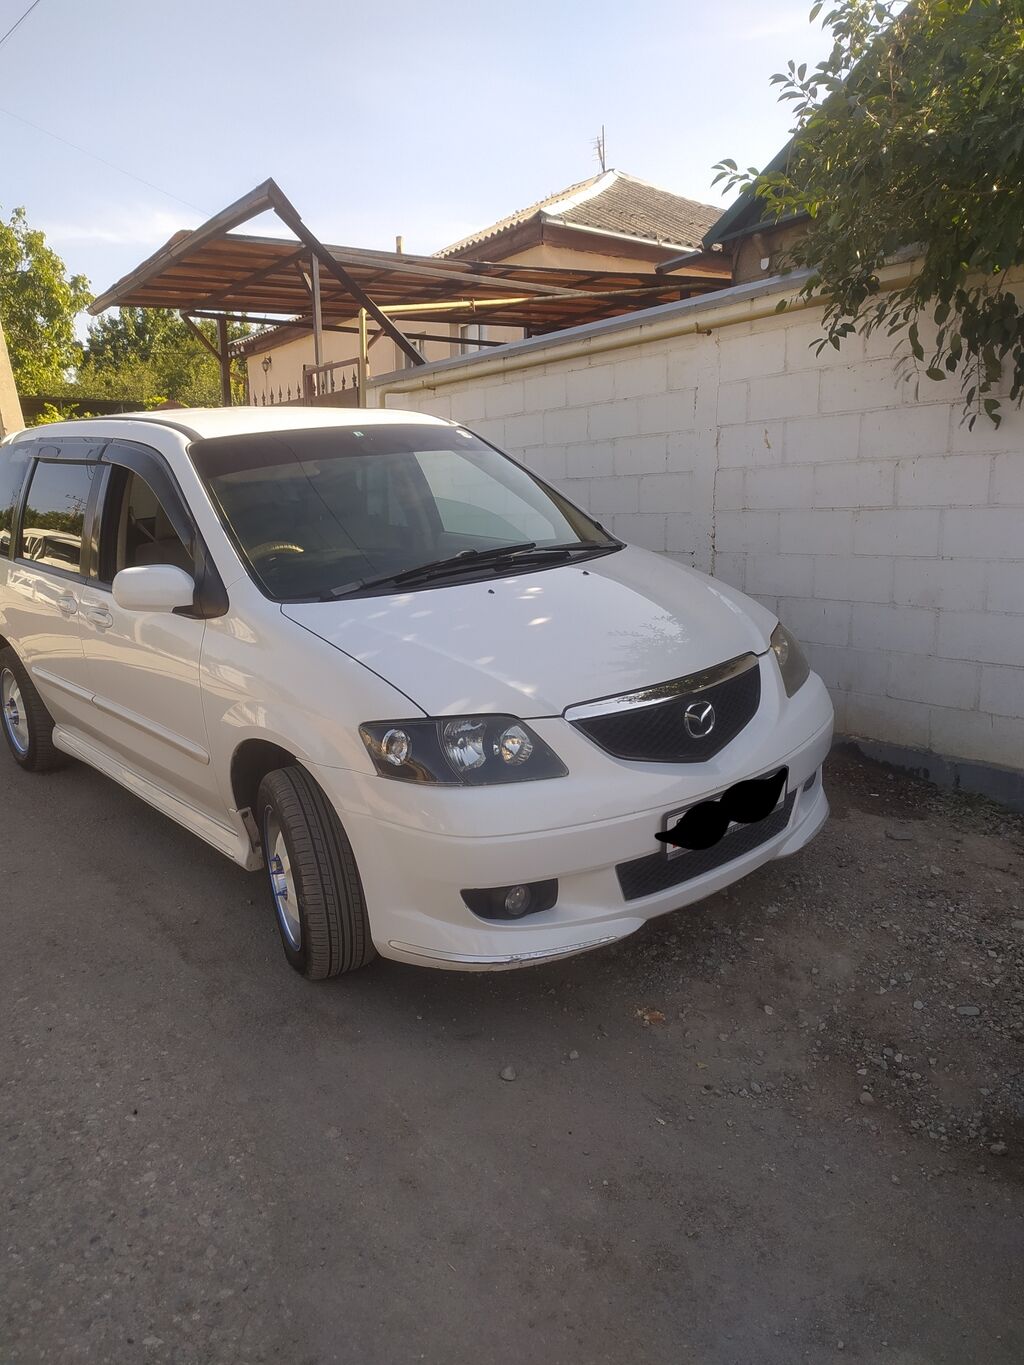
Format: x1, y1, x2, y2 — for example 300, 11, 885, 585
438, 169, 721, 269
240, 170, 728, 403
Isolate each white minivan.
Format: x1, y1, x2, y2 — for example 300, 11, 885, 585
0, 408, 833, 979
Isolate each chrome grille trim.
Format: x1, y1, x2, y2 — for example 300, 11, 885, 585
563, 652, 760, 723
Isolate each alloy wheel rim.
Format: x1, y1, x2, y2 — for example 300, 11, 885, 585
264, 811, 301, 950
1, 668, 29, 756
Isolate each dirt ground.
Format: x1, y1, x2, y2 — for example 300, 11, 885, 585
1, 746, 1022, 1365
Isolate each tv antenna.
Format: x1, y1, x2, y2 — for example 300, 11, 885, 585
593, 126, 607, 173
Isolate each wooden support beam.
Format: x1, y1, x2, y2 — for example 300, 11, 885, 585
181, 312, 232, 405
89, 179, 283, 315
356, 308, 368, 408
189, 312, 504, 348
310, 255, 324, 367
193, 246, 308, 309
265, 184, 426, 367
217, 317, 232, 406
316, 245, 595, 299
179, 312, 222, 361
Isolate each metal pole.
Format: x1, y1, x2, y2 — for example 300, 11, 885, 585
310, 254, 324, 370
217, 316, 232, 406
357, 308, 368, 408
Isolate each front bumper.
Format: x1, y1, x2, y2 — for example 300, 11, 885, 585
312, 663, 834, 970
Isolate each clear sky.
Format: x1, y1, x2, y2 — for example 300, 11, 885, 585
1, 0, 831, 306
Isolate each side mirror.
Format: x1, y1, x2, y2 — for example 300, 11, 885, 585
112, 565, 195, 613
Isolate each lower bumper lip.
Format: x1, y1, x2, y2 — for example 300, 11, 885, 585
386, 937, 620, 968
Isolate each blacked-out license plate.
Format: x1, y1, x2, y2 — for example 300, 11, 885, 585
658, 767, 789, 859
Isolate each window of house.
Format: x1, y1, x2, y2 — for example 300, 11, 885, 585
459, 323, 485, 356
18, 461, 98, 574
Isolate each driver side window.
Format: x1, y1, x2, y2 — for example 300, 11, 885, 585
100, 469, 194, 582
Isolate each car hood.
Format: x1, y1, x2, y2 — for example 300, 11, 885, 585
282, 545, 777, 718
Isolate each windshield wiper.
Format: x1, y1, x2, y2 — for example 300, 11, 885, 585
323, 542, 537, 599
322, 539, 621, 600
518, 540, 619, 556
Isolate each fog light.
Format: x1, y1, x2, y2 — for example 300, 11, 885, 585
461, 879, 558, 921
504, 884, 531, 916
381, 728, 410, 766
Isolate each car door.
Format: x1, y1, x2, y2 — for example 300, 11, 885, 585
1, 443, 102, 735
77, 442, 222, 818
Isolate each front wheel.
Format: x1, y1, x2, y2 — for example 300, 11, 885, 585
0, 646, 67, 773
257, 766, 376, 980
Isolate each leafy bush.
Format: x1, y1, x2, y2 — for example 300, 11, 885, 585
714, 0, 1024, 426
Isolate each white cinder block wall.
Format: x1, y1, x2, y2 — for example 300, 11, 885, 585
370, 281, 1024, 780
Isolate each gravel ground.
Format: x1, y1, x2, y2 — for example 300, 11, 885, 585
2, 744, 1022, 1364
623, 747, 1024, 1158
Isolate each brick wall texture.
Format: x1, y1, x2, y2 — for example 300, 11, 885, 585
373, 296, 1024, 774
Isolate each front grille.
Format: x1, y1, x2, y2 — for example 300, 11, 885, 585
616, 790, 796, 902
567, 654, 761, 763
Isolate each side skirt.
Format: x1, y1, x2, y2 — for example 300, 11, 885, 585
52, 726, 261, 870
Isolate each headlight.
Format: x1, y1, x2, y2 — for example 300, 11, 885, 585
770, 622, 810, 697
359, 716, 567, 785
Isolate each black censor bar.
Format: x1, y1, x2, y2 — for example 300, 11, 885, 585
656, 768, 789, 852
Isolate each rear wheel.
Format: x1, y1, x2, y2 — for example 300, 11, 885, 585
0, 646, 67, 773
257, 766, 376, 980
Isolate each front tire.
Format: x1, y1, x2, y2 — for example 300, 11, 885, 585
0, 646, 67, 773
257, 766, 376, 980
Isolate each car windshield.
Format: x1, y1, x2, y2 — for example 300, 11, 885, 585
189, 424, 616, 601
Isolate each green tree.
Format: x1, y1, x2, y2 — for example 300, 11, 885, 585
714, 0, 1024, 426
80, 307, 249, 406
0, 206, 91, 392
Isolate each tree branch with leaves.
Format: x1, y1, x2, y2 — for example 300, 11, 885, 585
0, 206, 91, 393
714, 0, 1024, 427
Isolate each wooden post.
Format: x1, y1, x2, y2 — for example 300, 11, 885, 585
0, 320, 24, 435
357, 308, 368, 408
217, 316, 232, 406
311, 254, 324, 370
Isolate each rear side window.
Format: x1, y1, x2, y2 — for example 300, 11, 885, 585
18, 461, 99, 574
0, 445, 31, 559
97, 468, 194, 582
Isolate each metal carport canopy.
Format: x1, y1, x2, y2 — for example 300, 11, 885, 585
88, 179, 729, 339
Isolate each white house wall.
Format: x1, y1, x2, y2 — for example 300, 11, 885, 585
368, 277, 1024, 781
244, 321, 525, 402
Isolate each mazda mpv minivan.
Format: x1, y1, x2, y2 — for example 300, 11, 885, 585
0, 408, 833, 979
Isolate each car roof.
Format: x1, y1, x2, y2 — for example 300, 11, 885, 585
5, 405, 453, 444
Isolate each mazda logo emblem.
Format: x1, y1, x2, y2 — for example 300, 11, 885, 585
683, 700, 716, 739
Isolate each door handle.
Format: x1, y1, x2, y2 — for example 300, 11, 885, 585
85, 605, 114, 629
57, 595, 78, 618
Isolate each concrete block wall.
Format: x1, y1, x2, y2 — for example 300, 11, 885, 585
709, 311, 1024, 774
372, 286, 1024, 778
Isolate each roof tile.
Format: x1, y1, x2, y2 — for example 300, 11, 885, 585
438, 170, 719, 258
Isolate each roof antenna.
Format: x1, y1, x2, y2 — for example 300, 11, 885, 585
593, 126, 607, 173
